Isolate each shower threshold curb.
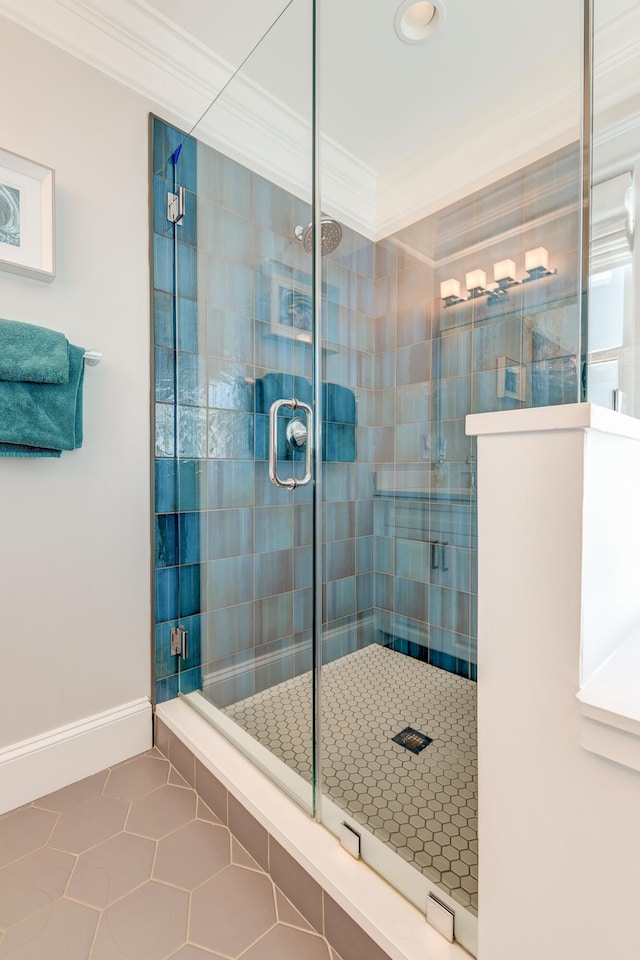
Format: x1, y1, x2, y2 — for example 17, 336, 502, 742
156, 698, 470, 960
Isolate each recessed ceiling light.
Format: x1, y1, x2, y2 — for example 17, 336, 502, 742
394, 0, 445, 44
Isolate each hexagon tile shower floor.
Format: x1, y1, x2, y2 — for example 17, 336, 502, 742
225, 644, 478, 914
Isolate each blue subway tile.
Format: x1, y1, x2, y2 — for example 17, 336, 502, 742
155, 566, 179, 623
178, 406, 207, 459
155, 347, 175, 404
208, 508, 253, 560
179, 564, 201, 617
155, 514, 179, 568
179, 512, 202, 565
208, 460, 255, 509
177, 242, 197, 301
179, 666, 202, 695
178, 460, 205, 512
208, 410, 254, 459
153, 234, 174, 294
177, 352, 207, 407
155, 675, 179, 704
155, 459, 177, 513
154, 291, 175, 349
177, 297, 199, 353
207, 602, 254, 660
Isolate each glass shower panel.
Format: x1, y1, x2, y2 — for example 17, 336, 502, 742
317, 0, 582, 951
169, 0, 317, 811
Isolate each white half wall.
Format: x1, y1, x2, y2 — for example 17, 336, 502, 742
0, 18, 155, 788
468, 403, 640, 960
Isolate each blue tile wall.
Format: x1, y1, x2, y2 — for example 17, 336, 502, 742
152, 118, 202, 704
153, 117, 579, 708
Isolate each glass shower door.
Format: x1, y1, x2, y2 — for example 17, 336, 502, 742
167, 0, 318, 814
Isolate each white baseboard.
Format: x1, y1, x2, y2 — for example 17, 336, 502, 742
0, 697, 153, 814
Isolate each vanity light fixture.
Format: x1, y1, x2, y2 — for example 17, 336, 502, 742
440, 247, 557, 307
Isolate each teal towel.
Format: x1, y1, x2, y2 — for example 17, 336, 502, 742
0, 317, 70, 383
0, 344, 84, 457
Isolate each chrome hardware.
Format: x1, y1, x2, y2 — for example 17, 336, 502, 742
340, 822, 361, 859
426, 893, 455, 942
286, 418, 307, 448
170, 625, 188, 658
167, 186, 185, 224
269, 398, 313, 489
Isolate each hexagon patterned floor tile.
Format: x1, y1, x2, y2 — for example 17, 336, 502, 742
0, 749, 344, 960
224, 644, 478, 914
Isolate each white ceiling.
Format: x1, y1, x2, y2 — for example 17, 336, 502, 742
0, 0, 638, 237
146, 0, 582, 173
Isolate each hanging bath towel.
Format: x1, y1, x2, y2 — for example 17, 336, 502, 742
0, 317, 70, 383
0, 342, 85, 457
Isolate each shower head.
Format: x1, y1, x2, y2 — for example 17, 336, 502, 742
294, 217, 342, 255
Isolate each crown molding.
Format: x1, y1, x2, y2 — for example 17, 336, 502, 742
0, 0, 378, 235
2, 0, 639, 242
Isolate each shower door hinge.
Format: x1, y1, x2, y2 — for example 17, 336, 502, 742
167, 187, 185, 225
340, 822, 361, 859
426, 893, 455, 943
170, 626, 188, 659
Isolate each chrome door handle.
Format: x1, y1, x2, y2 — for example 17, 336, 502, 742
269, 398, 313, 489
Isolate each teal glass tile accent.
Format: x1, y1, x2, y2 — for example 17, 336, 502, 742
254, 548, 293, 599
177, 352, 207, 407
254, 593, 294, 647
154, 291, 175, 349
153, 234, 173, 294
207, 309, 254, 363
177, 241, 197, 300
255, 504, 293, 553
294, 588, 312, 635
154, 347, 175, 403
179, 666, 203, 695
208, 358, 254, 411
177, 297, 199, 353
207, 460, 255, 508
294, 546, 313, 589
178, 405, 207, 459
178, 459, 204, 512
356, 536, 373, 573
155, 675, 179, 704
155, 403, 176, 459
179, 512, 202, 565
207, 508, 253, 560
207, 555, 254, 611
207, 602, 254, 660
357, 572, 374, 610
208, 410, 254, 459
155, 566, 179, 623
325, 577, 356, 622
155, 514, 179, 568
179, 563, 201, 617
155, 459, 177, 513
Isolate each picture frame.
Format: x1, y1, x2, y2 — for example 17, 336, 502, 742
0, 147, 55, 282
270, 267, 313, 342
496, 356, 526, 401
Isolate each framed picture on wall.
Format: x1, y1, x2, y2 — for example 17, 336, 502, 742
496, 356, 526, 401
0, 148, 55, 282
270, 267, 313, 342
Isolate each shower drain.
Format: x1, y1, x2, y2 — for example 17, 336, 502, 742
391, 726, 433, 754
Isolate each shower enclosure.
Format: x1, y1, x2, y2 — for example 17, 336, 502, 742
152, 1, 584, 953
